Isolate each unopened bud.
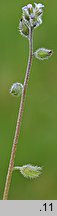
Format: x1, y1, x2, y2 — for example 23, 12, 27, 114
10, 83, 23, 97
22, 6, 30, 22
32, 16, 42, 28
34, 3, 44, 9
34, 3, 44, 16
27, 4, 33, 14
34, 48, 53, 60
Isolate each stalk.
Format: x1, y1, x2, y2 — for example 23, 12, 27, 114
3, 26, 33, 200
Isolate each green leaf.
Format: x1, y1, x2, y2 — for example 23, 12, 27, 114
34, 48, 53, 60
13, 164, 42, 179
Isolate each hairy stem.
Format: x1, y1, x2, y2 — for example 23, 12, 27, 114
3, 27, 33, 200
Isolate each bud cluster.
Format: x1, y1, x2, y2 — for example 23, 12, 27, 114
19, 2, 44, 38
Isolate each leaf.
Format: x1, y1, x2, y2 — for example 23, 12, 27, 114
13, 164, 42, 179
34, 48, 53, 60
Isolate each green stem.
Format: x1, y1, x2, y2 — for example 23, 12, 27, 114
3, 26, 33, 200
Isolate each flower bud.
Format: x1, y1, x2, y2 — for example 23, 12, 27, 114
34, 3, 44, 17
34, 3, 44, 9
31, 3, 44, 28
31, 15, 42, 28
19, 18, 29, 38
22, 4, 33, 21
10, 83, 23, 97
27, 4, 33, 14
14, 164, 42, 179
34, 48, 53, 60
22, 6, 30, 22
